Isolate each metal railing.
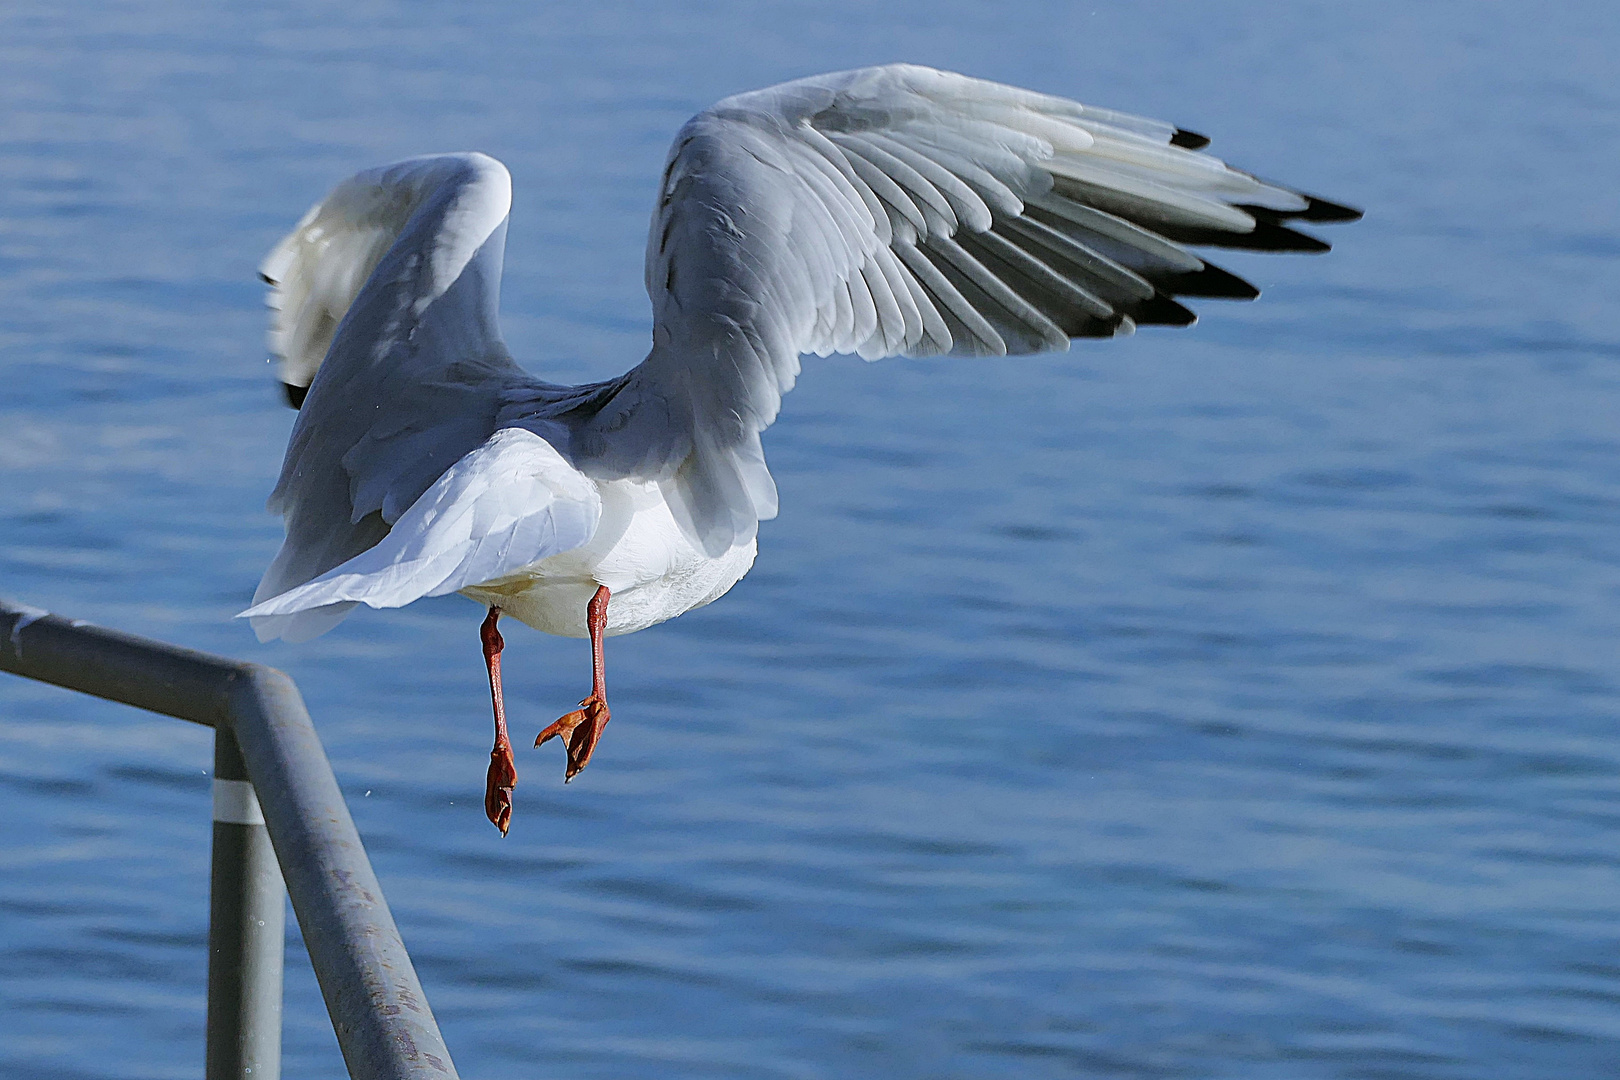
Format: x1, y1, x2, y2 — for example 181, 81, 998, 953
0, 598, 460, 1080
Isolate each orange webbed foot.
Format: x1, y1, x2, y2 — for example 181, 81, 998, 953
535, 695, 610, 781
485, 742, 517, 836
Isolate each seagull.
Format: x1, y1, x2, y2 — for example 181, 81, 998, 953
238, 64, 1359, 834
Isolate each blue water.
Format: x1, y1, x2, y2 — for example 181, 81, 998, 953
3, 2, 1619, 1077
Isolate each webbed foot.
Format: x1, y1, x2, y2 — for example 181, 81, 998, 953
535, 694, 610, 781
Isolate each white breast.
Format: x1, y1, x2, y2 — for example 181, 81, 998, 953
459, 477, 758, 638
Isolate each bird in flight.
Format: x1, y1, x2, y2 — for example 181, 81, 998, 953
239, 64, 1359, 834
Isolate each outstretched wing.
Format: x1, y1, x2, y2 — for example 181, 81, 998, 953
242, 429, 601, 642
254, 153, 537, 628
567, 64, 1359, 557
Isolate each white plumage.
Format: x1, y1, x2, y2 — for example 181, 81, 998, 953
237, 64, 1357, 824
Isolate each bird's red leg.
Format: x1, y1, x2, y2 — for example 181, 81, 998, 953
481, 606, 517, 835
534, 584, 612, 781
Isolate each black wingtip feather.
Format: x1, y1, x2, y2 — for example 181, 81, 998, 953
1238, 196, 1364, 226
1162, 220, 1332, 253
1129, 295, 1197, 327
282, 382, 307, 409
259, 272, 276, 285
1170, 128, 1210, 150
1165, 264, 1260, 300
1298, 195, 1363, 222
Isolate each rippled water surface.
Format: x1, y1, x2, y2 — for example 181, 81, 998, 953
4, 3, 1620, 1077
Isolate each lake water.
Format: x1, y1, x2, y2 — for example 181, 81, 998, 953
3, 3, 1619, 1078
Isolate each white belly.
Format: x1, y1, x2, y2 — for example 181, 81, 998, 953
459, 477, 757, 638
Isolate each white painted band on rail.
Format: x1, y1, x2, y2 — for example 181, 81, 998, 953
212, 778, 265, 825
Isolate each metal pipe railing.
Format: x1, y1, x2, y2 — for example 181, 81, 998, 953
209, 721, 286, 1079
0, 598, 460, 1080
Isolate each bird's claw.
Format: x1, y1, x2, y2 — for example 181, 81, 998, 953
535, 695, 610, 781
485, 743, 517, 836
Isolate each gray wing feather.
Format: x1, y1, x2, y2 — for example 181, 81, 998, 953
558, 64, 1357, 558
